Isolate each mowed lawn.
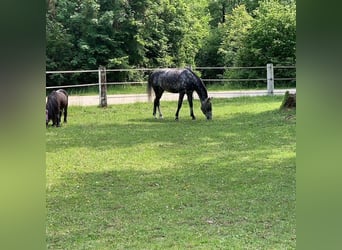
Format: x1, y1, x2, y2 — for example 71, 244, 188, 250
46, 96, 296, 249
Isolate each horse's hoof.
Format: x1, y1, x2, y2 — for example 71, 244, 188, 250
175, 117, 179, 121
159, 115, 163, 119
192, 117, 196, 120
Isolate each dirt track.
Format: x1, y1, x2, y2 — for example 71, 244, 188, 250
68, 89, 296, 106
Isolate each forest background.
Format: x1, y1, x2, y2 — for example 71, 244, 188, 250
46, 0, 296, 88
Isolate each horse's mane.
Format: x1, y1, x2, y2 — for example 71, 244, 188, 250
185, 67, 204, 86
185, 67, 208, 99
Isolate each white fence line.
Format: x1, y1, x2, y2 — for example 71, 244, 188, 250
46, 65, 295, 74
194, 66, 266, 70
274, 66, 296, 69
46, 69, 98, 74
202, 78, 266, 82
46, 83, 99, 89
46, 78, 290, 90
46, 64, 296, 105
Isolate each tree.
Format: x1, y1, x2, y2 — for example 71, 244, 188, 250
195, 28, 225, 80
142, 0, 207, 68
46, 0, 76, 85
218, 0, 296, 88
45, 0, 296, 89
218, 4, 253, 66
208, 0, 260, 28
237, 0, 296, 66
197, 0, 261, 82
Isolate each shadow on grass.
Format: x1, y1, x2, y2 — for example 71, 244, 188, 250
47, 151, 295, 249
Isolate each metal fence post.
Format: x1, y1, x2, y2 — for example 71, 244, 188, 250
267, 63, 274, 95
98, 65, 107, 107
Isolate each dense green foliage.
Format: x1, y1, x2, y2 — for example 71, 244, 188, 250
46, 0, 296, 87
46, 96, 296, 249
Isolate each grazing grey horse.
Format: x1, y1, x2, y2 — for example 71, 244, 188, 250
147, 68, 212, 120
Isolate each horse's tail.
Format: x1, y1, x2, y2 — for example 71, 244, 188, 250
46, 91, 59, 117
147, 72, 154, 102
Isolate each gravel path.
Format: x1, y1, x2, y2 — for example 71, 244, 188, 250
68, 89, 296, 106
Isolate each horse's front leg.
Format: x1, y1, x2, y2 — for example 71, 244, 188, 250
175, 92, 185, 120
186, 92, 196, 120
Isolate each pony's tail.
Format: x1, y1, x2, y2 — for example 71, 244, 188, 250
147, 73, 153, 102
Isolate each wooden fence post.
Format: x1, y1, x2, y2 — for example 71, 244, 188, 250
98, 65, 107, 107
267, 63, 274, 95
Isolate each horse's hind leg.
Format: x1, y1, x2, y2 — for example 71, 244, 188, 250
156, 105, 163, 119
153, 90, 164, 119
153, 97, 163, 119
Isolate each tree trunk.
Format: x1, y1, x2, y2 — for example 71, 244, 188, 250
280, 91, 296, 109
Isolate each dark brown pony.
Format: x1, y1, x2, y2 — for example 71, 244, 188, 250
147, 68, 212, 120
46, 89, 68, 127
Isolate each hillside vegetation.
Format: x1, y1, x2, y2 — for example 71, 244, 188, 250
46, 0, 296, 88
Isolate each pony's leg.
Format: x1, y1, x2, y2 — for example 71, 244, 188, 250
46, 110, 49, 127
186, 92, 196, 120
63, 106, 68, 123
59, 110, 62, 124
52, 114, 56, 126
175, 92, 185, 120
53, 114, 59, 127
56, 113, 61, 127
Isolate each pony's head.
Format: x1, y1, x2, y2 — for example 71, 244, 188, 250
201, 97, 212, 120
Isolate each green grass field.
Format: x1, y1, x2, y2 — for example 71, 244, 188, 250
46, 96, 296, 249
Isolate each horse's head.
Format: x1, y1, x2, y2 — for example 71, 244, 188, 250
201, 97, 212, 120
